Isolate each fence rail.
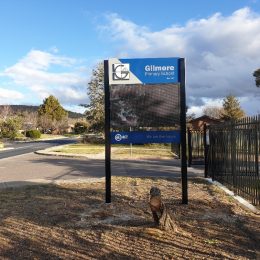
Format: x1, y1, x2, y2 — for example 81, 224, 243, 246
207, 115, 260, 206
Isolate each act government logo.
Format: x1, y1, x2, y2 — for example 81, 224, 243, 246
115, 133, 128, 142
112, 63, 130, 80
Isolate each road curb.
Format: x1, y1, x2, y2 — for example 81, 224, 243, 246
35, 144, 105, 159
0, 147, 14, 151
206, 178, 260, 215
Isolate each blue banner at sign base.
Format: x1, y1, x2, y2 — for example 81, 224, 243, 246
111, 130, 180, 144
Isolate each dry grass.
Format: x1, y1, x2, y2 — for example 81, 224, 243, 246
53, 143, 174, 159
53, 144, 104, 155
0, 177, 259, 259
112, 146, 173, 159
40, 134, 64, 140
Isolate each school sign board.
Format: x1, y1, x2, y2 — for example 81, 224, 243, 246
104, 57, 187, 204
108, 57, 179, 85
109, 57, 181, 137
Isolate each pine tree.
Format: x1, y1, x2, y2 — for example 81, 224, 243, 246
221, 95, 245, 121
38, 95, 68, 132
85, 63, 104, 132
38, 95, 68, 121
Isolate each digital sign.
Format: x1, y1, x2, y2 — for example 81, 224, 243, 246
110, 83, 180, 128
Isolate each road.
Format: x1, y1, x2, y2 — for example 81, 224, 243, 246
0, 136, 203, 187
0, 152, 203, 187
0, 138, 77, 160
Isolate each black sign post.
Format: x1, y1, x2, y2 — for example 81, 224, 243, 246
179, 58, 188, 204
104, 57, 187, 204
104, 60, 111, 203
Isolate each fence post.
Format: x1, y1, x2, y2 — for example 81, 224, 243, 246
255, 115, 259, 176
211, 129, 215, 182
187, 127, 192, 167
204, 124, 208, 178
231, 120, 237, 194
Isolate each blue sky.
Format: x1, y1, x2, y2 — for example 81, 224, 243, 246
0, 0, 260, 115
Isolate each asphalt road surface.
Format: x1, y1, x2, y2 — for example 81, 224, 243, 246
0, 138, 77, 160
0, 136, 203, 187
0, 151, 203, 186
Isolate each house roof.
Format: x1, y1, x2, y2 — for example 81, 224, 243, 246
189, 115, 222, 123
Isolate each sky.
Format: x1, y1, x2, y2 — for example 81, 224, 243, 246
0, 0, 260, 115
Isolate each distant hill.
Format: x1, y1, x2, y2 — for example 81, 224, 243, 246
0, 105, 85, 119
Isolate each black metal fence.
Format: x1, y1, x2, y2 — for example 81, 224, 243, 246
207, 116, 260, 206
187, 128, 205, 166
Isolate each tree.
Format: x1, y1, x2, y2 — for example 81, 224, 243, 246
38, 95, 68, 133
221, 95, 245, 121
85, 63, 104, 132
20, 111, 38, 131
54, 116, 69, 134
38, 95, 68, 121
203, 106, 224, 119
253, 68, 260, 87
186, 112, 196, 122
0, 105, 13, 121
37, 114, 53, 133
0, 117, 22, 139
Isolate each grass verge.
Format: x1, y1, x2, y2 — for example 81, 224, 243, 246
53, 143, 174, 159
53, 143, 104, 154
39, 134, 65, 140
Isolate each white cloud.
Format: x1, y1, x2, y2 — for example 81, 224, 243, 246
102, 8, 260, 115
0, 88, 24, 103
103, 13, 151, 52
2, 49, 88, 107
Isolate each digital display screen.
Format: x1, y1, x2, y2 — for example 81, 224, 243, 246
110, 84, 180, 128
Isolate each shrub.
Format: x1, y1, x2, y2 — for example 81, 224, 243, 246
74, 121, 89, 134
14, 132, 26, 141
82, 134, 104, 144
26, 129, 41, 139
0, 117, 22, 139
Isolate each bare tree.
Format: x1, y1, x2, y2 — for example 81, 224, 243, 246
37, 114, 53, 133
0, 105, 13, 121
21, 111, 38, 131
54, 116, 69, 134
203, 106, 224, 119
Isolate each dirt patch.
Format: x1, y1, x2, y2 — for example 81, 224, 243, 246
0, 177, 259, 259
